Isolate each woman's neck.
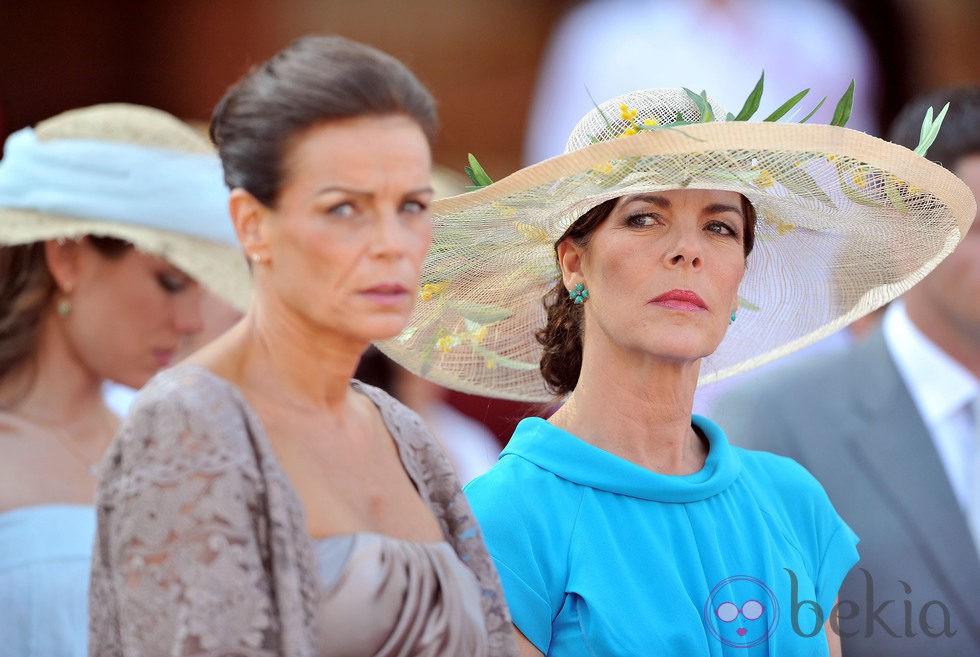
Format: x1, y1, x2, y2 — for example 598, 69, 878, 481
548, 343, 707, 475
1, 313, 114, 431
201, 298, 367, 415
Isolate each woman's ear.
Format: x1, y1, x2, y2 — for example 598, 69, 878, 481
556, 238, 585, 290
229, 188, 271, 263
43, 238, 80, 293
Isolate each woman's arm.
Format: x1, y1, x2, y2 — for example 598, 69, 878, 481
825, 598, 842, 657
90, 379, 278, 656
514, 626, 545, 657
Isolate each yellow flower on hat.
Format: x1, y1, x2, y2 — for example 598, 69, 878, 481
755, 169, 776, 188
436, 335, 460, 353
619, 104, 638, 120
851, 170, 869, 189
419, 281, 451, 301
469, 325, 489, 343
617, 126, 639, 139
761, 207, 796, 235
493, 201, 517, 218
772, 217, 796, 235
514, 220, 551, 244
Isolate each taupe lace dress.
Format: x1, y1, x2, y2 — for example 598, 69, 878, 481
89, 366, 518, 657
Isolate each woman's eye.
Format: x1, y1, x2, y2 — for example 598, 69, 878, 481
327, 202, 355, 218
401, 199, 428, 214
157, 273, 189, 293
625, 213, 660, 228
706, 221, 737, 236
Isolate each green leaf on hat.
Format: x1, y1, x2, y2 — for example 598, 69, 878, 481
586, 87, 619, 135
450, 301, 513, 324
830, 80, 855, 127
733, 72, 765, 121
914, 102, 950, 156
918, 105, 935, 150
470, 344, 539, 371
464, 153, 494, 189
418, 334, 438, 377
884, 176, 908, 212
834, 163, 890, 209
737, 297, 761, 312
682, 88, 714, 123
768, 164, 835, 207
763, 88, 811, 122
799, 96, 827, 123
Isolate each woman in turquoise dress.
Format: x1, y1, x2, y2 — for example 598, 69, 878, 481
377, 83, 976, 655
0, 103, 249, 656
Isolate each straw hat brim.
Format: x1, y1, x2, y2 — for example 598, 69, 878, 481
0, 208, 251, 311
378, 122, 976, 402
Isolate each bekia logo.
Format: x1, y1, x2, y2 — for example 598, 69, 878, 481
704, 569, 957, 648
703, 575, 779, 648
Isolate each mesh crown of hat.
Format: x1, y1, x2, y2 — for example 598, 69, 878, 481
565, 89, 727, 152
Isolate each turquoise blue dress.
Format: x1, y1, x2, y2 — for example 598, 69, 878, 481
464, 416, 858, 656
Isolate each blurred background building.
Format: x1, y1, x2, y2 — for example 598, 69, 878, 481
3, 0, 978, 441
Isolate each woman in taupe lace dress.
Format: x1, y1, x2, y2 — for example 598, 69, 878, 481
89, 35, 518, 657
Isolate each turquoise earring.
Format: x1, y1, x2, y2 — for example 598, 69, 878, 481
568, 283, 590, 304
730, 310, 737, 324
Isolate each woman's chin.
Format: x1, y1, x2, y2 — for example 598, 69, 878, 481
353, 316, 413, 343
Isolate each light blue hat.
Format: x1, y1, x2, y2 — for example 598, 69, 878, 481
0, 104, 250, 310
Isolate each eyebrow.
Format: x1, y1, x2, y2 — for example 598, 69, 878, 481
621, 194, 744, 218
704, 203, 745, 218
621, 193, 671, 209
314, 185, 435, 198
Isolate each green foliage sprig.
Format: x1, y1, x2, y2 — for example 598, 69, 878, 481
914, 103, 951, 156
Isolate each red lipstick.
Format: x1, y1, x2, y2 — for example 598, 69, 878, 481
651, 289, 707, 311
360, 283, 409, 307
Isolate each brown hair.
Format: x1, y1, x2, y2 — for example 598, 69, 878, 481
210, 35, 438, 208
536, 194, 758, 396
0, 237, 129, 401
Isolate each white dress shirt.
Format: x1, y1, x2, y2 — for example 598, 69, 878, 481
883, 301, 979, 511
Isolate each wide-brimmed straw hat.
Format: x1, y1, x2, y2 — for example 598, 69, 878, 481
0, 103, 250, 310
378, 85, 976, 402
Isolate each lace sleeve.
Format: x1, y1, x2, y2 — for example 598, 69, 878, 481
89, 373, 280, 657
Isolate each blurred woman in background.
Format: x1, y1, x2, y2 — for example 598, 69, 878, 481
0, 102, 248, 656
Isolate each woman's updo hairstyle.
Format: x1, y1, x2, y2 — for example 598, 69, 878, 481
210, 35, 438, 208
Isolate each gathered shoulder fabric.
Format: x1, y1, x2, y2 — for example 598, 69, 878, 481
89, 365, 517, 657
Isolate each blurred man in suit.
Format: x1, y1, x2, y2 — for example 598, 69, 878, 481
714, 86, 980, 656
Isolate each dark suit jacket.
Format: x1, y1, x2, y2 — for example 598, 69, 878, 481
713, 326, 980, 657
